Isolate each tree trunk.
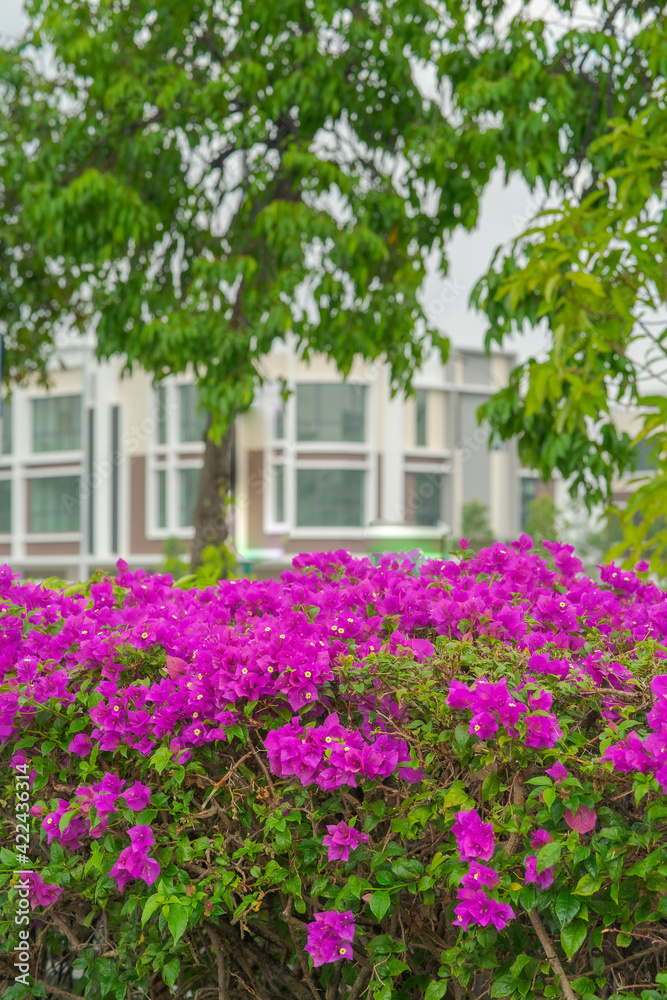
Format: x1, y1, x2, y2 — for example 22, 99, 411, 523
190, 416, 234, 572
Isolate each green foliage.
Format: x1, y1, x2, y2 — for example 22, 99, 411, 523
461, 500, 494, 550
524, 494, 557, 546
0, 0, 479, 428
158, 535, 240, 586
444, 2, 667, 574
4, 566, 667, 998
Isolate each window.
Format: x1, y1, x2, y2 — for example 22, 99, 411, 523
156, 470, 167, 528
462, 354, 491, 385
156, 386, 167, 445
296, 469, 364, 527
408, 472, 442, 526
2, 398, 12, 455
179, 385, 207, 443
297, 384, 365, 442
179, 468, 201, 527
33, 395, 82, 452
416, 390, 427, 447
0, 480, 10, 533
635, 440, 658, 471
275, 404, 285, 441
30, 476, 80, 532
520, 476, 538, 530
274, 464, 285, 523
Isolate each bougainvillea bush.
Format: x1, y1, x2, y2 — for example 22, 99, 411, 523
2, 540, 667, 1000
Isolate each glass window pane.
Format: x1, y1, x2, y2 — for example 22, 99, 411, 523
462, 354, 491, 385
33, 395, 82, 452
275, 405, 285, 441
30, 476, 80, 532
296, 469, 364, 527
2, 397, 12, 455
156, 470, 167, 528
179, 468, 201, 527
0, 480, 11, 533
179, 385, 207, 443
275, 465, 285, 522
296, 384, 365, 442
413, 472, 442, 526
520, 477, 538, 530
416, 390, 427, 447
156, 386, 167, 445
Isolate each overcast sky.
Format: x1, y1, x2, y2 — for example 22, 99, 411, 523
0, 0, 550, 367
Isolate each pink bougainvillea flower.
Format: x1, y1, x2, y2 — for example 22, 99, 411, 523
545, 761, 568, 784
305, 911, 355, 966
68, 733, 94, 757
530, 829, 553, 850
565, 805, 597, 834
322, 821, 369, 862
460, 862, 500, 890
524, 855, 554, 889
121, 781, 152, 811
21, 871, 63, 907
453, 888, 515, 931
451, 810, 495, 862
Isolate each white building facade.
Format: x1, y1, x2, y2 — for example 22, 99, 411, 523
0, 338, 528, 579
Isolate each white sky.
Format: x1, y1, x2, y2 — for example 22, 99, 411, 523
0, 0, 550, 367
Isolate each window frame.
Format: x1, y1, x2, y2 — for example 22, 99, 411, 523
264, 378, 377, 538
146, 380, 205, 539
31, 393, 83, 455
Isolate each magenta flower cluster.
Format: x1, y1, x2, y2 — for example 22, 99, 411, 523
109, 825, 160, 890
447, 677, 563, 749
322, 821, 369, 862
603, 676, 667, 790
41, 774, 152, 849
451, 811, 515, 932
263, 713, 422, 790
305, 910, 356, 966
0, 537, 664, 914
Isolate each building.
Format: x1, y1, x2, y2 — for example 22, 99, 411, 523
0, 337, 526, 579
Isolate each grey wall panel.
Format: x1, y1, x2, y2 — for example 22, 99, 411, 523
460, 393, 491, 506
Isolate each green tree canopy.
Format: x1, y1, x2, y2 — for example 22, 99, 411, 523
0, 0, 487, 564
441, 0, 667, 571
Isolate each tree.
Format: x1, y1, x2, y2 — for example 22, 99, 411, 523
524, 493, 557, 547
461, 499, 494, 550
435, 0, 667, 572
0, 0, 507, 568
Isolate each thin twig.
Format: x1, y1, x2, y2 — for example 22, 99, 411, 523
347, 966, 372, 1000
281, 895, 322, 1000
38, 985, 83, 1000
201, 752, 253, 809
529, 908, 579, 1000
207, 926, 230, 1000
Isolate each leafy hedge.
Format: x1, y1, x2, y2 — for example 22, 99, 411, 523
2, 540, 667, 1000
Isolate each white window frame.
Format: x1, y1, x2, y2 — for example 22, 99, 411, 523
146, 380, 205, 540
29, 391, 84, 458
264, 378, 377, 538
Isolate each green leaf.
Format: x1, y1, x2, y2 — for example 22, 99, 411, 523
163, 957, 180, 989
369, 890, 391, 921
536, 839, 562, 874
482, 772, 500, 801
561, 920, 588, 959
424, 982, 449, 1000
167, 902, 189, 943
573, 874, 602, 896
555, 891, 581, 928
150, 746, 172, 774
142, 893, 162, 926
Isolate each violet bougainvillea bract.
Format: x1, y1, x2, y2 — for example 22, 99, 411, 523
2, 539, 667, 998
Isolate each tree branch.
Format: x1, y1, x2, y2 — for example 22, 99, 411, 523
528, 908, 579, 1000
208, 926, 230, 1000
